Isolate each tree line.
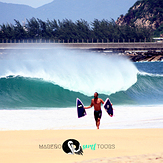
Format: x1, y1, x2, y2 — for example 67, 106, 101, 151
0, 17, 154, 43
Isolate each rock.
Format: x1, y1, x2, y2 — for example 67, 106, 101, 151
125, 51, 163, 62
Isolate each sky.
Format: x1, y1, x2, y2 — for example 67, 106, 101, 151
0, 0, 53, 8
0, 0, 138, 24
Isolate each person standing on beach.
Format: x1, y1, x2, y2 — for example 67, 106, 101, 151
84, 92, 104, 129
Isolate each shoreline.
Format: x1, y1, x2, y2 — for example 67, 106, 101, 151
124, 51, 163, 62
0, 129, 162, 163
0, 105, 162, 130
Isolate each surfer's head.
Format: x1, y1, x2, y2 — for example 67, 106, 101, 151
94, 92, 98, 99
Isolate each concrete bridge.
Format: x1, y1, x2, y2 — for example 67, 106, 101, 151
0, 42, 163, 52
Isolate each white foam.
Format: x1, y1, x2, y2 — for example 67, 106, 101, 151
0, 105, 163, 130
138, 71, 163, 77
0, 47, 138, 96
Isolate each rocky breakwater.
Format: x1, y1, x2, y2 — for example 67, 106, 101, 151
125, 51, 163, 62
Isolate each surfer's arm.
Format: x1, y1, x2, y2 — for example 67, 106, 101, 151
100, 98, 104, 104
84, 105, 92, 109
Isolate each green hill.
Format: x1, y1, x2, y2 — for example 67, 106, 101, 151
116, 0, 163, 36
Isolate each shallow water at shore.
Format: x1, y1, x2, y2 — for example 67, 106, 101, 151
0, 105, 162, 130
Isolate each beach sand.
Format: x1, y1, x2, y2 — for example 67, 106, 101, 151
0, 129, 163, 163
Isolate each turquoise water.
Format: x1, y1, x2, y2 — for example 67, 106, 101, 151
0, 71, 163, 108
0, 48, 163, 130
0, 49, 163, 108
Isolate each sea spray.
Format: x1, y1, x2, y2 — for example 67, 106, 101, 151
0, 47, 138, 96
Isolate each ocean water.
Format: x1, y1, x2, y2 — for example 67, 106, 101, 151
0, 47, 163, 130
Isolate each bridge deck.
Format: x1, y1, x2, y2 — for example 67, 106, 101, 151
0, 42, 163, 52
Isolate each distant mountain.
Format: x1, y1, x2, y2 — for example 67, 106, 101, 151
116, 0, 163, 31
0, 0, 136, 24
0, 2, 34, 24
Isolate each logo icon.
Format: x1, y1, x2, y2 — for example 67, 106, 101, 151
62, 139, 83, 155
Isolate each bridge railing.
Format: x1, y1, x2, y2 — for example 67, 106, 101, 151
0, 38, 163, 52
0, 38, 154, 44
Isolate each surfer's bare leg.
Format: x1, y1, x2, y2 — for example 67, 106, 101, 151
96, 118, 100, 129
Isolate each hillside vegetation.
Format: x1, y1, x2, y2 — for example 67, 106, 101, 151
116, 0, 163, 36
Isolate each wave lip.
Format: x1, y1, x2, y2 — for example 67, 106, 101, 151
0, 71, 163, 108
0, 49, 138, 96
0, 48, 140, 108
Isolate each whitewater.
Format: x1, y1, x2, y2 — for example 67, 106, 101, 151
0, 46, 163, 130
0, 48, 138, 96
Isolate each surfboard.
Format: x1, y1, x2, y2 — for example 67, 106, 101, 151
76, 98, 87, 118
103, 98, 113, 117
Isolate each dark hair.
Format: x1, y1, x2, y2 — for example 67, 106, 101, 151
95, 92, 98, 96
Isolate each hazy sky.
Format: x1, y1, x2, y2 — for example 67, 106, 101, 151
0, 0, 53, 8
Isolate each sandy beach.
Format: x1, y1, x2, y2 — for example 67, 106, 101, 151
0, 129, 162, 163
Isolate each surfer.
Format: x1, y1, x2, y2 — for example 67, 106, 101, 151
84, 92, 104, 129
